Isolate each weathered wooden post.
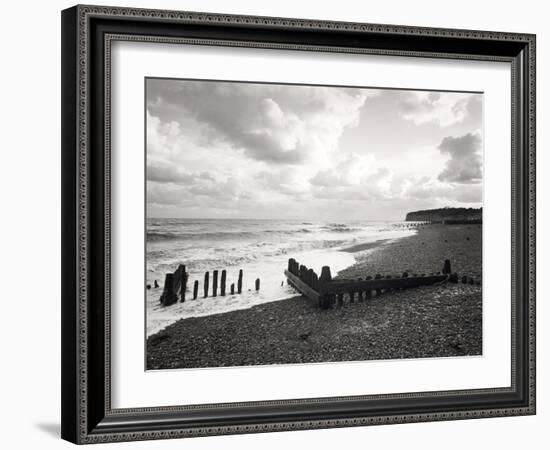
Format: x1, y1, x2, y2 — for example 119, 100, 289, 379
174, 264, 187, 302
357, 278, 364, 302
320, 266, 332, 282
172, 265, 183, 302
255, 278, 260, 291
213, 270, 218, 297
288, 258, 296, 275
230, 283, 235, 295
237, 269, 243, 294
375, 274, 382, 295
307, 268, 314, 287
349, 291, 355, 303
181, 271, 188, 301
442, 259, 452, 275
193, 280, 199, 300
386, 275, 393, 292
221, 270, 227, 296
160, 273, 177, 306
203, 272, 209, 298
337, 293, 344, 306
311, 272, 319, 291
319, 266, 334, 310
365, 275, 372, 299
299, 265, 307, 282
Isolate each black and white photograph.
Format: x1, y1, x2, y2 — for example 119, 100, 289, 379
53, 3, 537, 445
145, 78, 483, 370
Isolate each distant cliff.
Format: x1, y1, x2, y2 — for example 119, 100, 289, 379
405, 207, 482, 223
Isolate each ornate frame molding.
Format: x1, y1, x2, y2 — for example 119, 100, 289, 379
62, 5, 536, 444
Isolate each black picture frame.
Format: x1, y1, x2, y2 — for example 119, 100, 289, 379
61, 4, 536, 444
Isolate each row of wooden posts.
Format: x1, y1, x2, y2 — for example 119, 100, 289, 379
159, 265, 261, 307
285, 257, 455, 309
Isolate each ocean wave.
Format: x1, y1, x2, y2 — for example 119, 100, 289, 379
322, 223, 360, 232
147, 228, 315, 241
148, 238, 348, 274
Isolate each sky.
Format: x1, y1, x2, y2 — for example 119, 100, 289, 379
146, 78, 483, 221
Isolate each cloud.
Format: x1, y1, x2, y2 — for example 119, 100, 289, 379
146, 79, 483, 219
400, 176, 482, 204
147, 175, 246, 208
147, 163, 214, 185
398, 91, 477, 127
255, 169, 311, 197
146, 109, 214, 167
147, 80, 376, 165
310, 153, 376, 187
310, 154, 394, 201
437, 132, 482, 184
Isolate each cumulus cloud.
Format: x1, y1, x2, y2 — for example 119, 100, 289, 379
310, 154, 394, 201
400, 176, 482, 204
255, 169, 311, 196
146, 78, 483, 219
398, 91, 477, 127
147, 163, 214, 185
437, 132, 482, 184
310, 153, 377, 187
148, 175, 246, 208
147, 80, 375, 165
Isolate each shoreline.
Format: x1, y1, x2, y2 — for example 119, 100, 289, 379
146, 234, 400, 336
146, 232, 401, 336
341, 238, 392, 253
147, 224, 482, 370
338, 223, 481, 281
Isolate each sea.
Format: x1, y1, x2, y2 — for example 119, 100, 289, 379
146, 218, 417, 336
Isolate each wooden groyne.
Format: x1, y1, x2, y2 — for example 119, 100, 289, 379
156, 257, 477, 309
158, 266, 260, 306
285, 258, 466, 310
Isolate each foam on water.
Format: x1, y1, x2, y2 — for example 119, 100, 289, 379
146, 219, 416, 336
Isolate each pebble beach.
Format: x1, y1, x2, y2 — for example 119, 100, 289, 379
147, 223, 482, 370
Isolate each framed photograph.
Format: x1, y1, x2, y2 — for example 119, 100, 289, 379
61, 5, 536, 444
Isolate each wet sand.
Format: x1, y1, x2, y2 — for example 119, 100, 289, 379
147, 224, 482, 370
